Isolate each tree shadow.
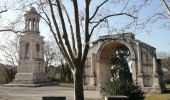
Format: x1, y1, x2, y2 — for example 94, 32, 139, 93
163, 87, 170, 93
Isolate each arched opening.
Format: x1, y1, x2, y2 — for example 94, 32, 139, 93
95, 40, 136, 85
110, 45, 132, 82
28, 18, 31, 31
36, 43, 40, 58
33, 18, 35, 31
25, 43, 29, 59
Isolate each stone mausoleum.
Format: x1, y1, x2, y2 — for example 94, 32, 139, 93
84, 33, 165, 92
12, 7, 48, 85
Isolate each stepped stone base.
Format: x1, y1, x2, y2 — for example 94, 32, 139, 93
13, 72, 48, 84
4, 82, 57, 87
5, 72, 57, 87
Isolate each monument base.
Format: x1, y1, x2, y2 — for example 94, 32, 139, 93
4, 72, 58, 87
13, 72, 48, 84
3, 82, 57, 87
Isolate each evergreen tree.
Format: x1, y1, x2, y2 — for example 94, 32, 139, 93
101, 45, 144, 100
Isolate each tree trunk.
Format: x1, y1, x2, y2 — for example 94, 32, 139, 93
73, 67, 84, 100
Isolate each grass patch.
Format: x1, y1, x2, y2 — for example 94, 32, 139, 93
167, 84, 170, 89
145, 84, 170, 100
145, 93, 170, 100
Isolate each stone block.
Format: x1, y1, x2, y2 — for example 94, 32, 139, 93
42, 96, 66, 100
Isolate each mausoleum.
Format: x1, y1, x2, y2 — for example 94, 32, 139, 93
12, 7, 48, 85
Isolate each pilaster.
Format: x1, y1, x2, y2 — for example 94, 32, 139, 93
136, 42, 143, 86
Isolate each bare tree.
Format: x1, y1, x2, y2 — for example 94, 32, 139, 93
44, 40, 62, 72
0, 37, 19, 67
36, 0, 143, 100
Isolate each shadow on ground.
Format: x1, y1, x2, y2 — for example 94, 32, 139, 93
163, 87, 170, 94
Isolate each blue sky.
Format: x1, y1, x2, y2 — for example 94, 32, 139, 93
1, 0, 170, 54
35, 0, 170, 53
136, 29, 170, 53
134, 0, 170, 53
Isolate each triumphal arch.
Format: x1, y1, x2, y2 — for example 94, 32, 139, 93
84, 33, 164, 92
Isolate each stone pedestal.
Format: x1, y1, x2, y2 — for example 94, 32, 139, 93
13, 60, 48, 84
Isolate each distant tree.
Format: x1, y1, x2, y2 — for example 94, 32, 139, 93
0, 37, 19, 67
157, 52, 170, 83
59, 62, 73, 83
161, 57, 170, 71
161, 57, 170, 83
44, 40, 62, 72
0, 1, 7, 15
0, 64, 16, 84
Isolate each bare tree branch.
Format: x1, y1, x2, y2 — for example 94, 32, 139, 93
90, 0, 109, 20
0, 9, 7, 14
0, 29, 21, 34
161, 0, 170, 16
89, 13, 137, 36
43, 0, 74, 69
72, 0, 82, 60
81, 0, 90, 67
62, 5, 77, 55
56, 0, 74, 61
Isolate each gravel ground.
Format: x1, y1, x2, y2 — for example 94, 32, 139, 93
0, 85, 101, 100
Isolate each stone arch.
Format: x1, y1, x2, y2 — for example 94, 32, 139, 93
95, 39, 137, 85
96, 39, 135, 61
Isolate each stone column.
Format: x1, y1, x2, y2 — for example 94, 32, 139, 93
88, 53, 95, 86
131, 58, 137, 81
25, 19, 28, 31
37, 21, 39, 31
96, 60, 101, 86
136, 42, 143, 85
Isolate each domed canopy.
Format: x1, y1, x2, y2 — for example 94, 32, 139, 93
28, 7, 38, 14
24, 7, 40, 33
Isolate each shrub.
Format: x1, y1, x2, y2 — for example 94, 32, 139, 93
100, 79, 145, 100
48, 67, 61, 81
0, 66, 16, 84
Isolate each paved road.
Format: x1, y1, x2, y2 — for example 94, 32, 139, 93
0, 85, 101, 100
